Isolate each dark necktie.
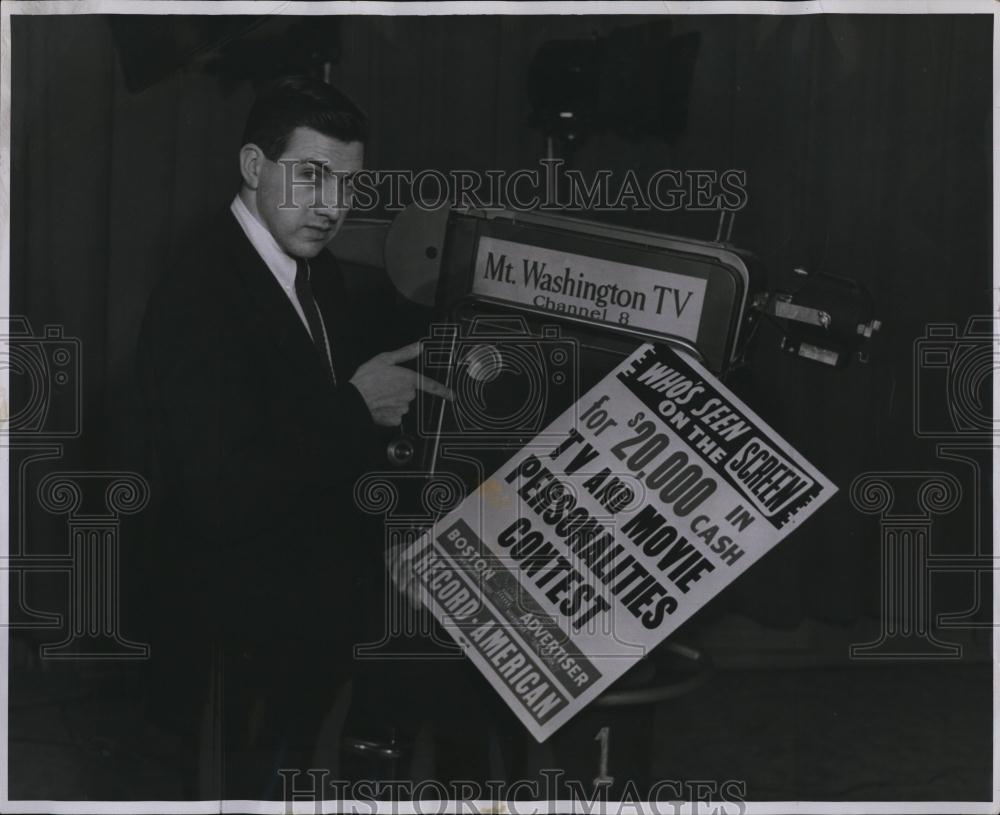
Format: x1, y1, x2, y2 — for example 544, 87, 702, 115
294, 258, 337, 384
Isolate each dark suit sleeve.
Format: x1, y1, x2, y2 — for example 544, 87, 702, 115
137, 278, 380, 625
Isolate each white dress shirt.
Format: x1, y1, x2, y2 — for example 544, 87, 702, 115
230, 195, 335, 373
231, 194, 310, 329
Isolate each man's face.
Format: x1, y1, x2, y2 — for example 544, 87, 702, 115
253, 127, 364, 259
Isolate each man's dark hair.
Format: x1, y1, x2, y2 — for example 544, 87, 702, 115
242, 75, 368, 160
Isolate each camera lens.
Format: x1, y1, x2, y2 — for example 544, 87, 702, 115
455, 343, 546, 432
461, 344, 503, 383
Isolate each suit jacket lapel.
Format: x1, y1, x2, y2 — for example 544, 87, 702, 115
311, 251, 366, 380
222, 211, 335, 387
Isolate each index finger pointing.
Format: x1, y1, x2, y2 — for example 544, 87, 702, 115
413, 372, 454, 401
380, 341, 422, 366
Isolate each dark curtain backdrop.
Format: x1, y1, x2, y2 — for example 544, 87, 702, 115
10, 14, 992, 632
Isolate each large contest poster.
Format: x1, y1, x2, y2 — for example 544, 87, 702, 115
397, 342, 837, 742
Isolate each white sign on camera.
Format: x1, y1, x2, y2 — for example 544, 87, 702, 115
473, 237, 707, 341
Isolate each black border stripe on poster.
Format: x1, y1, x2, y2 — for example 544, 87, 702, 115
410, 539, 572, 726
433, 518, 601, 699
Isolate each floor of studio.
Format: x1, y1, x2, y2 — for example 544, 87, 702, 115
7, 616, 993, 805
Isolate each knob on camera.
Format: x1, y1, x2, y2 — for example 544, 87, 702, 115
386, 434, 416, 467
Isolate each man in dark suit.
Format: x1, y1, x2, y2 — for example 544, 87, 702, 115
136, 76, 451, 799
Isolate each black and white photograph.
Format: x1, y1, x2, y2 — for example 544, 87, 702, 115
0, 2, 996, 812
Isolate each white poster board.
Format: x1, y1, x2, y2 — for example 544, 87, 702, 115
396, 342, 837, 742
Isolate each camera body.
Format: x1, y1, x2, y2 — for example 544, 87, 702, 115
418, 314, 579, 445
914, 317, 998, 438
373, 204, 761, 473
0, 317, 81, 438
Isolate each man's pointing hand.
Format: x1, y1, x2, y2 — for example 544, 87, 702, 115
350, 341, 454, 427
